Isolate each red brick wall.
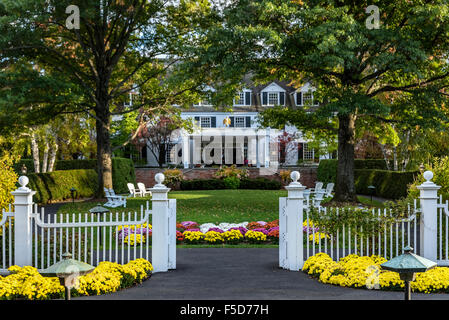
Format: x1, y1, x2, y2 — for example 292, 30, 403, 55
135, 167, 317, 188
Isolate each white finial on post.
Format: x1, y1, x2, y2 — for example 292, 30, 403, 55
417, 170, 440, 262
18, 176, 30, 191
11, 176, 36, 266
154, 173, 166, 188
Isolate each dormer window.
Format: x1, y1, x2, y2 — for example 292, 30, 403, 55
194, 86, 215, 107
234, 89, 252, 106
261, 82, 286, 106
295, 82, 318, 107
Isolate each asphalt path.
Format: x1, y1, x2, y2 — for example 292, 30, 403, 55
75, 248, 449, 300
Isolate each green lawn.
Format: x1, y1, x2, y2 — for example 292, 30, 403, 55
57, 190, 385, 225
57, 189, 288, 224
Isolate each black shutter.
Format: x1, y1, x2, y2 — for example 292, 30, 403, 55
279, 92, 285, 105
262, 92, 268, 105
211, 116, 216, 127
194, 116, 200, 124
296, 92, 302, 106
245, 91, 251, 106
245, 116, 251, 128
230, 116, 234, 127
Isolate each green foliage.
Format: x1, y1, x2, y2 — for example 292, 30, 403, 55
317, 159, 390, 184
111, 158, 136, 194
27, 169, 98, 204
163, 169, 184, 186
12, 159, 35, 174
223, 176, 240, 189
0, 155, 18, 211
180, 177, 282, 190
355, 169, 418, 200
214, 165, 249, 180
309, 199, 415, 238
55, 160, 97, 171
239, 178, 282, 190
181, 179, 226, 190
408, 156, 449, 200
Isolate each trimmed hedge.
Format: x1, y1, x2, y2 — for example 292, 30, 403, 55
55, 160, 96, 170
181, 179, 226, 190
354, 169, 419, 200
112, 158, 136, 194
239, 178, 282, 190
27, 169, 98, 204
15, 158, 135, 194
180, 177, 282, 190
317, 159, 390, 184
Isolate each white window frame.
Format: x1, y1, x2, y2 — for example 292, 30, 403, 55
260, 82, 286, 106
302, 91, 314, 106
235, 116, 245, 128
233, 89, 252, 106
200, 116, 211, 128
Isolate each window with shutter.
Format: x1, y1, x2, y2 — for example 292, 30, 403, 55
245, 116, 251, 127
279, 92, 285, 105
245, 91, 251, 105
296, 92, 303, 106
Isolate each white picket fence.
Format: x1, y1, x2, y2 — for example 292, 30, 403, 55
0, 173, 176, 275
280, 170, 449, 271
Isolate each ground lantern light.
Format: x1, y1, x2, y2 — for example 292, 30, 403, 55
380, 246, 437, 300
70, 187, 77, 204
40, 252, 95, 300
89, 204, 110, 244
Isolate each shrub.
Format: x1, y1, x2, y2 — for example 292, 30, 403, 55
163, 169, 184, 189
111, 158, 136, 194
279, 170, 291, 184
180, 179, 226, 190
27, 169, 98, 204
214, 165, 249, 180
0, 155, 18, 211
55, 159, 96, 170
223, 176, 240, 189
408, 156, 449, 200
12, 159, 35, 174
354, 169, 418, 200
239, 178, 282, 190
317, 159, 390, 184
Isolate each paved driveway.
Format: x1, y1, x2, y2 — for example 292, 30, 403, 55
76, 248, 449, 300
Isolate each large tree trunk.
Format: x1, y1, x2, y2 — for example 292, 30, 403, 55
95, 89, 113, 197
333, 113, 358, 203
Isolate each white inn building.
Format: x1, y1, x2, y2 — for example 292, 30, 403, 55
144, 79, 333, 168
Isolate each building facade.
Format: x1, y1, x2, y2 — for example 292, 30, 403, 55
145, 80, 333, 168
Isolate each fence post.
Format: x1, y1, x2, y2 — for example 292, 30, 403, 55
283, 171, 306, 271
150, 173, 172, 273
417, 170, 440, 261
11, 176, 36, 267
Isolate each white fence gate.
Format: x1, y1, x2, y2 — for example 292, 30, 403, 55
279, 170, 449, 271
0, 174, 176, 275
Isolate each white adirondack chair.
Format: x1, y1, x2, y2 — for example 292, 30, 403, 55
312, 190, 325, 207
324, 183, 335, 197
108, 188, 127, 207
104, 188, 127, 208
137, 182, 152, 197
303, 189, 311, 206
127, 183, 142, 197
310, 181, 324, 194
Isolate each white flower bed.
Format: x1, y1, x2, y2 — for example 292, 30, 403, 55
199, 222, 249, 233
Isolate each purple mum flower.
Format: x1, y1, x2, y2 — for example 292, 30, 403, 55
252, 228, 269, 235
267, 226, 279, 233
228, 226, 248, 236
207, 227, 224, 233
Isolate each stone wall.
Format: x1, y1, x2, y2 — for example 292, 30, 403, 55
135, 166, 317, 188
